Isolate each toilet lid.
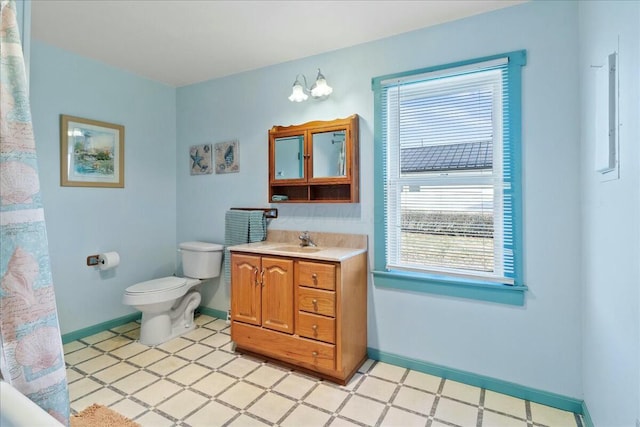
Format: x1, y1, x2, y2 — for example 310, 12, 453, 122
125, 276, 186, 294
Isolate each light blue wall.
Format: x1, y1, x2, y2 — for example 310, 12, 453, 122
579, 1, 640, 425
29, 41, 177, 334
177, 1, 583, 398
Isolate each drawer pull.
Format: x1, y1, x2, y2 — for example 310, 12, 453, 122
312, 351, 318, 357
312, 324, 318, 330
312, 273, 318, 285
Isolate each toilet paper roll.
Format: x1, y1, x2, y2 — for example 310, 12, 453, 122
98, 251, 120, 270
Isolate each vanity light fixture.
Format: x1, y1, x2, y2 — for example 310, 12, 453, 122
288, 68, 333, 102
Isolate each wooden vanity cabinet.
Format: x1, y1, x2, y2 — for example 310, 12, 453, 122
230, 251, 367, 385
268, 115, 359, 203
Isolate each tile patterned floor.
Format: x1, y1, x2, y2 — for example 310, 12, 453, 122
64, 314, 583, 427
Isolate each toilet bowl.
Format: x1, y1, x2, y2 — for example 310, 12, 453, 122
122, 241, 223, 345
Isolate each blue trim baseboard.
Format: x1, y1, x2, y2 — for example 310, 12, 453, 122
61, 312, 141, 344
197, 306, 228, 321
581, 401, 594, 427
367, 347, 584, 415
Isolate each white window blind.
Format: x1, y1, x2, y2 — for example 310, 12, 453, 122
382, 58, 515, 284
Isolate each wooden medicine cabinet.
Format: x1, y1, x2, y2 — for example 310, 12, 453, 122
269, 115, 359, 203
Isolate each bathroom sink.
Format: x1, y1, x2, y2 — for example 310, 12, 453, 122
271, 245, 323, 253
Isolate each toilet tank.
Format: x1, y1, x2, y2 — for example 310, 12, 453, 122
179, 241, 223, 279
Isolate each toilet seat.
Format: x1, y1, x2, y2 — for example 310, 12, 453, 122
123, 276, 189, 305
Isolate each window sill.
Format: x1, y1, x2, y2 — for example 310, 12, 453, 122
372, 270, 527, 306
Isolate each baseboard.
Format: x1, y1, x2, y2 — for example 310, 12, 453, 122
196, 306, 228, 321
61, 312, 141, 344
367, 347, 584, 415
581, 401, 594, 427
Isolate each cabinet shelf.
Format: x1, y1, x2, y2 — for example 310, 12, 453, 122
269, 115, 359, 203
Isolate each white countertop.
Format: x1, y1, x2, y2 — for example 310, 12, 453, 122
228, 241, 367, 262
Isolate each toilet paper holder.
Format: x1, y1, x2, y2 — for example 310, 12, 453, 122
86, 254, 101, 266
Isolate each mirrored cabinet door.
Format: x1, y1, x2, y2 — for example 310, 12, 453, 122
274, 135, 304, 180
311, 130, 347, 179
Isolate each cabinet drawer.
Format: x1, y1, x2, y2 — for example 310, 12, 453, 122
297, 312, 335, 344
233, 321, 335, 371
298, 262, 335, 291
298, 287, 335, 317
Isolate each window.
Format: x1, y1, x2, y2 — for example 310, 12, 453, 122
371, 51, 527, 305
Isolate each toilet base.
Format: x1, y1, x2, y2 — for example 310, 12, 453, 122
138, 290, 201, 346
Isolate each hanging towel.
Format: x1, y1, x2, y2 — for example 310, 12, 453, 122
223, 210, 267, 285
0, 1, 70, 425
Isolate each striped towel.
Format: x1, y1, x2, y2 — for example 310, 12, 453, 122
223, 210, 267, 285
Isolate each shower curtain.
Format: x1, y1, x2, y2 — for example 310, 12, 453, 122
0, 1, 70, 425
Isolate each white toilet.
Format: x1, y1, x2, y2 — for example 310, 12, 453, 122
122, 241, 223, 346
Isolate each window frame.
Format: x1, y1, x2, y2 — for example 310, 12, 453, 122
371, 50, 527, 306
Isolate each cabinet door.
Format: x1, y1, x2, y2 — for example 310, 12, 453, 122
231, 254, 262, 326
261, 257, 294, 334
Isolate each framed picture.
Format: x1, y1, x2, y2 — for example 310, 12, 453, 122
190, 144, 213, 175
60, 115, 124, 188
215, 140, 239, 174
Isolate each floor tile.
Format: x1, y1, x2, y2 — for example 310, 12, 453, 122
72, 387, 123, 412
63, 341, 86, 354
128, 348, 167, 367
191, 371, 237, 397
75, 353, 119, 374
64, 346, 101, 365
356, 375, 397, 402
441, 379, 481, 405
403, 369, 442, 393
530, 402, 579, 426
368, 361, 406, 382
135, 410, 174, 427
197, 349, 236, 369
357, 358, 375, 373
66, 368, 84, 384
328, 417, 362, 427
112, 370, 159, 394
482, 410, 529, 427
156, 389, 208, 420
109, 322, 140, 334
204, 318, 230, 331
109, 398, 148, 420
244, 364, 288, 388
93, 335, 133, 352
110, 341, 148, 360
435, 397, 479, 426
68, 377, 102, 401
123, 328, 140, 340
483, 390, 527, 419
392, 385, 435, 415
134, 379, 182, 406
381, 406, 429, 427
338, 395, 385, 426
194, 314, 216, 326
227, 413, 271, 427
201, 331, 232, 348
272, 373, 316, 399
175, 343, 214, 361
218, 381, 264, 409
340, 372, 363, 391
304, 383, 349, 412
156, 337, 193, 354
184, 400, 238, 426
81, 330, 116, 344
219, 356, 261, 378
182, 326, 215, 341
147, 355, 188, 376
247, 391, 296, 423
92, 361, 138, 384
167, 363, 211, 385
280, 403, 332, 427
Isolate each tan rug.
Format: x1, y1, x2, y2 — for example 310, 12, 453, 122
70, 403, 141, 427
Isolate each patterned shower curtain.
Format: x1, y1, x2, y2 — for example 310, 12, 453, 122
0, 0, 70, 425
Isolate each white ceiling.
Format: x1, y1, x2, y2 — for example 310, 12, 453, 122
31, 0, 525, 87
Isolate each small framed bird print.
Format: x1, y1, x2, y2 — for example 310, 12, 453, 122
214, 140, 239, 174
189, 144, 213, 175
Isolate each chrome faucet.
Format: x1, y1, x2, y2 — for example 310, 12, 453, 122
298, 231, 317, 247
